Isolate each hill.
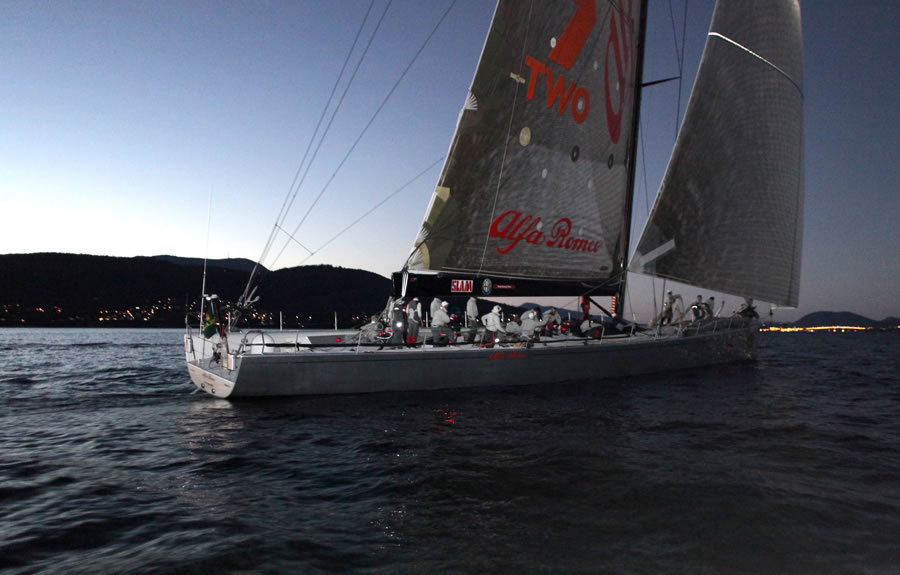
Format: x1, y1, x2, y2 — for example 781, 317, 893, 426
793, 311, 876, 328
0, 253, 392, 328
151, 255, 263, 273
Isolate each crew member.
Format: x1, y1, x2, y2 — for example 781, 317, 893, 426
691, 295, 706, 321
466, 296, 479, 326
520, 308, 540, 341
481, 305, 505, 347
406, 297, 421, 346
738, 298, 759, 319
430, 297, 442, 324
660, 291, 675, 325
466, 296, 480, 343
359, 315, 383, 344
703, 296, 716, 318
431, 300, 452, 346
541, 307, 561, 335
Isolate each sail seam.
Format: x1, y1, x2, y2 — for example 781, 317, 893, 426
708, 32, 802, 96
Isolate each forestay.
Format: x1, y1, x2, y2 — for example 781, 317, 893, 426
402, 0, 645, 297
630, 0, 804, 307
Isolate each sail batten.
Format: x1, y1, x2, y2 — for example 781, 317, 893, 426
630, 0, 804, 307
706, 32, 802, 95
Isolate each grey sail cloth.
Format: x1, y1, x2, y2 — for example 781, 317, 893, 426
630, 0, 804, 307
406, 0, 644, 284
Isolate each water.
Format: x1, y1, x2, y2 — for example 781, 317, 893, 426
1, 328, 898, 574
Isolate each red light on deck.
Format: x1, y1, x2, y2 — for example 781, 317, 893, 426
335, 337, 342, 343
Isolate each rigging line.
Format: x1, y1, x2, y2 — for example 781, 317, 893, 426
477, 0, 535, 277
262, 0, 389, 275
274, 0, 390, 241
275, 0, 378, 231
241, 0, 378, 303
274, 224, 314, 255
675, 0, 688, 135
667, 0, 683, 72
273, 0, 459, 268
199, 190, 212, 322
298, 154, 446, 265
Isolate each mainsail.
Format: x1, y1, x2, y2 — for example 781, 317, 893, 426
630, 0, 804, 307
402, 0, 646, 297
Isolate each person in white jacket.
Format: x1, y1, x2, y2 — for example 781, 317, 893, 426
466, 296, 479, 326
465, 296, 480, 344
430, 297, 442, 323
481, 305, 505, 347
431, 301, 452, 346
520, 308, 540, 340
431, 301, 451, 327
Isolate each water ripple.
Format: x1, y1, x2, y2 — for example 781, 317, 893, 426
0, 329, 897, 573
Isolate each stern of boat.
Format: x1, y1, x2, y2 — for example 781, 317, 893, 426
183, 330, 238, 398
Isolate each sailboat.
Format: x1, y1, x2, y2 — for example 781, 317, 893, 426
184, 0, 803, 398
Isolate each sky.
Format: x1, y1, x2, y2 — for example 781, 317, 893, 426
2, 0, 897, 322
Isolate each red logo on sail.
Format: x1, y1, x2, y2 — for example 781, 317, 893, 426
489, 210, 602, 255
548, 0, 596, 70
522, 0, 635, 140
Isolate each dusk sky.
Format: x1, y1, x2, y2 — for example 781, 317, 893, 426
2, 1, 897, 322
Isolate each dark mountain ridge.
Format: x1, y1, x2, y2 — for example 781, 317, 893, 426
793, 311, 897, 328
0, 253, 391, 327
151, 255, 264, 273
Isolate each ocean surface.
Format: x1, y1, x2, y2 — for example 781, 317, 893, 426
1, 328, 898, 574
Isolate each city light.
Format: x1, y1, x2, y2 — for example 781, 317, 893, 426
763, 325, 872, 333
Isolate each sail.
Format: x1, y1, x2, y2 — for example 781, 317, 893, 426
630, 0, 804, 307
403, 0, 646, 297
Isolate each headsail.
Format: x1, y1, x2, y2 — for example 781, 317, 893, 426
401, 0, 646, 298
630, 0, 804, 307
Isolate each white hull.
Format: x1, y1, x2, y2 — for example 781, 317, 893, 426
184, 321, 759, 398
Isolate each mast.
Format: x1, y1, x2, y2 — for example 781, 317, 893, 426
615, 0, 649, 321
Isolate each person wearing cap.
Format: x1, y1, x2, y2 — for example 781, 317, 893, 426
481, 305, 505, 347
520, 308, 541, 341
431, 300, 452, 346
431, 300, 451, 327
405, 297, 421, 346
